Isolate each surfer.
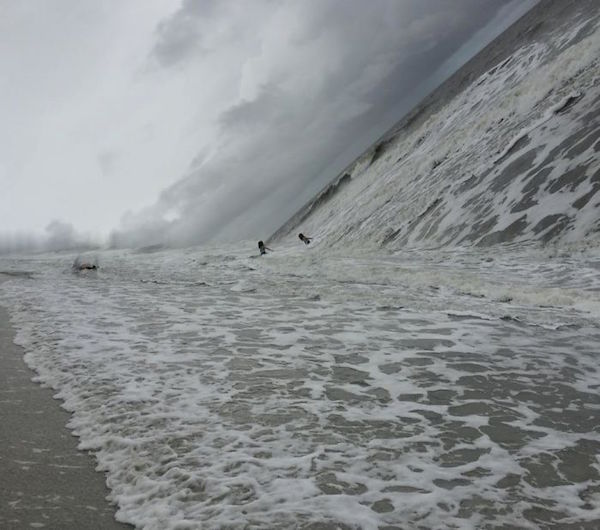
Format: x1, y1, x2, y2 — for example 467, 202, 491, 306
258, 240, 271, 256
298, 233, 312, 245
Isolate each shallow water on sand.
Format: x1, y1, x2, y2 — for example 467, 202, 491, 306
1, 244, 600, 529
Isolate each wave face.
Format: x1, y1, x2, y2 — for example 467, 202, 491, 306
272, 0, 600, 252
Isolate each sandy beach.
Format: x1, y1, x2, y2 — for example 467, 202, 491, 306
0, 282, 131, 530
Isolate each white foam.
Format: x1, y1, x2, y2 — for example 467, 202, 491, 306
1, 244, 599, 528
283, 14, 600, 252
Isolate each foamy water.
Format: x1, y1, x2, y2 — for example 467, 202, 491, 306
274, 3, 600, 254
2, 5, 600, 528
1, 243, 600, 529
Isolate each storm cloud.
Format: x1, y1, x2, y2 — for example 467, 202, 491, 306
112, 0, 536, 247
0, 0, 537, 252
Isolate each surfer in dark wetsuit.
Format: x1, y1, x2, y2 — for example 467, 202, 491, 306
258, 240, 271, 255
298, 233, 312, 245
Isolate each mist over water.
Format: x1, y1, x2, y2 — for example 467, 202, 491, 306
0, 221, 101, 256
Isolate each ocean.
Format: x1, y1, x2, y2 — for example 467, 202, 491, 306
2, 0, 600, 528
1, 243, 599, 529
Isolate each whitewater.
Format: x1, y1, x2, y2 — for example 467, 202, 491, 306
2, 0, 600, 528
1, 243, 600, 529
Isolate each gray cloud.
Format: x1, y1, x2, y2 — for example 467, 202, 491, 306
45, 220, 80, 250
151, 0, 219, 67
111, 0, 533, 248
0, 0, 536, 252
98, 150, 119, 176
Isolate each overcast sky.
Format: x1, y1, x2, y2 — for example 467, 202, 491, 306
0, 0, 537, 251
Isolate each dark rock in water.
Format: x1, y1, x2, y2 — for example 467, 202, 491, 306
308, 294, 321, 301
77, 264, 97, 270
72, 256, 99, 271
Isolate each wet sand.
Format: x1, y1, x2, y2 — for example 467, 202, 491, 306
0, 291, 131, 529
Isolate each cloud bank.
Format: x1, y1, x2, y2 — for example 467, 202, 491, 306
0, 0, 536, 253
0, 220, 99, 255
111, 0, 534, 248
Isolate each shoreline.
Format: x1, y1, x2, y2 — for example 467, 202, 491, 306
0, 281, 132, 529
